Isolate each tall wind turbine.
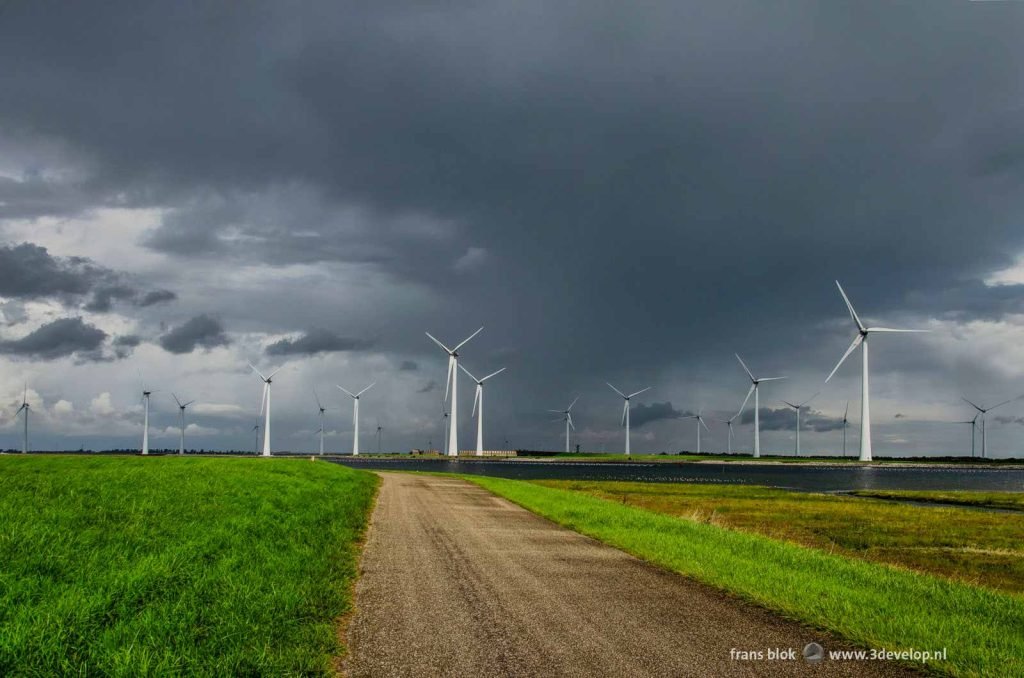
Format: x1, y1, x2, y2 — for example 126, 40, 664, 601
376, 419, 383, 454
961, 395, 1021, 458
715, 411, 741, 454
338, 382, 375, 456
549, 397, 579, 453
684, 408, 710, 454
459, 364, 506, 455
825, 281, 928, 462
781, 392, 818, 457
16, 384, 29, 454
248, 362, 282, 457
841, 401, 850, 458
606, 383, 651, 456
735, 354, 785, 458
954, 414, 979, 458
425, 327, 483, 457
313, 389, 326, 456
171, 393, 195, 455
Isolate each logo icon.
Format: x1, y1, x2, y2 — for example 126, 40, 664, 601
803, 642, 824, 663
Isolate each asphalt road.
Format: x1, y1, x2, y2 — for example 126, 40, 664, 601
345, 473, 918, 677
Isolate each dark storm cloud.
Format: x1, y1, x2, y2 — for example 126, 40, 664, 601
112, 333, 142, 359
0, 242, 176, 312
4, 2, 1024, 450
0, 317, 107, 360
158, 315, 230, 354
138, 289, 177, 307
399, 360, 418, 371
265, 329, 374, 356
631, 402, 686, 429
740, 407, 843, 433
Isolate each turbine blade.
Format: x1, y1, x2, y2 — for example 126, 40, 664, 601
737, 384, 755, 417
547, 409, 563, 413
568, 414, 575, 431
452, 326, 484, 353
800, 391, 820, 408
961, 396, 984, 412
472, 386, 480, 417
825, 334, 864, 383
259, 383, 267, 416
735, 353, 755, 381
313, 388, 322, 409
988, 397, 1018, 412
183, 400, 195, 407
782, 400, 799, 409
835, 281, 866, 332
844, 400, 849, 419
425, 331, 453, 354
356, 382, 376, 397
172, 393, 183, 408
621, 400, 628, 426
700, 417, 710, 432
627, 386, 651, 398
567, 396, 579, 411
481, 367, 506, 382
758, 377, 787, 382
266, 366, 283, 380
606, 382, 626, 398
247, 361, 267, 382
444, 356, 454, 401
337, 385, 357, 399
866, 327, 929, 333
458, 363, 478, 382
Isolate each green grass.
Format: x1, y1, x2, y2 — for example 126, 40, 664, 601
0, 455, 378, 676
850, 490, 1024, 512
531, 481, 1024, 596
465, 475, 1024, 677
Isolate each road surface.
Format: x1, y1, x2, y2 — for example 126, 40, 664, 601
345, 473, 916, 677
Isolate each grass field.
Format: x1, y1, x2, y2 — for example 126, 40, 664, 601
466, 475, 1024, 677
0, 455, 378, 676
851, 489, 1024, 511
531, 480, 1024, 596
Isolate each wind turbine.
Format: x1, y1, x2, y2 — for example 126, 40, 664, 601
961, 395, 1021, 458
248, 362, 282, 457
338, 382, 375, 456
425, 327, 483, 457
735, 354, 786, 458
780, 392, 818, 457
825, 281, 929, 462
954, 413, 979, 458
16, 384, 29, 454
548, 397, 579, 453
841, 401, 850, 458
376, 419, 383, 454
141, 387, 155, 455
313, 389, 326, 456
171, 393, 195, 455
684, 408, 710, 454
715, 411, 741, 455
252, 424, 260, 455
459, 364, 506, 455
606, 383, 651, 456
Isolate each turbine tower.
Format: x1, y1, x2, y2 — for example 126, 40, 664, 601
735, 354, 786, 458
171, 393, 195, 455
825, 281, 928, 462
684, 408, 710, 454
961, 396, 1021, 458
252, 424, 260, 455
141, 388, 153, 455
425, 327, 483, 457
549, 397, 579, 453
16, 384, 29, 454
314, 389, 326, 455
606, 383, 651, 456
249, 362, 282, 457
780, 392, 818, 457
459, 364, 506, 455
841, 401, 850, 458
376, 419, 383, 454
338, 382, 375, 456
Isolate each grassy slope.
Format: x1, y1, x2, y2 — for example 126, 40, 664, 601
850, 490, 1024, 512
0, 456, 378, 676
535, 481, 1024, 596
467, 475, 1024, 677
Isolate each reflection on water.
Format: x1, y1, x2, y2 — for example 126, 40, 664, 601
327, 457, 1024, 492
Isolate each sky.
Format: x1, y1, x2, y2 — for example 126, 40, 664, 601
2, 1, 1024, 456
